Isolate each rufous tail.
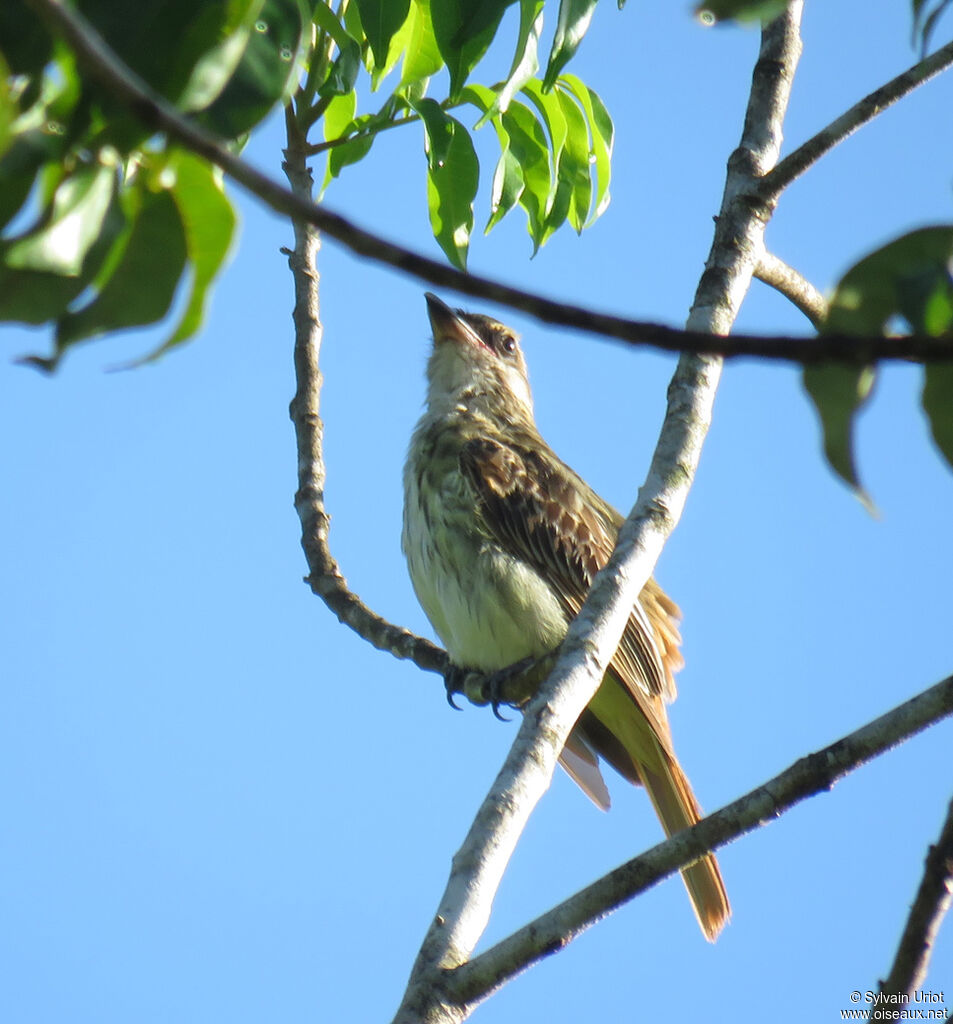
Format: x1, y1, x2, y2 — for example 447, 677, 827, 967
638, 755, 730, 942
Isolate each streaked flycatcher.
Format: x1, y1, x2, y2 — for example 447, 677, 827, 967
403, 293, 729, 941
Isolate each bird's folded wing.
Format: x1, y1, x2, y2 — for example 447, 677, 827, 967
458, 436, 682, 730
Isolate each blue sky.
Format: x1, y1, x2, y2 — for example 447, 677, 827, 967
3, 3, 952, 1022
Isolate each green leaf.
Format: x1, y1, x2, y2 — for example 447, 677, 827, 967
500, 100, 551, 252
476, 0, 543, 125
460, 82, 495, 116
430, 0, 512, 98
5, 160, 119, 276
321, 90, 356, 160
463, 85, 525, 233
922, 364, 953, 470
1, 38, 83, 161
325, 35, 363, 96
312, 0, 365, 95
34, 39, 86, 132
560, 73, 612, 223
0, 0, 54, 77
355, 0, 411, 68
342, 0, 365, 42
150, 151, 237, 356
542, 175, 572, 242
317, 17, 363, 99
76, 0, 244, 105
412, 96, 454, 166
320, 92, 377, 192
825, 226, 953, 337
399, 0, 444, 87
312, 0, 354, 49
519, 81, 585, 243
56, 187, 188, 351
0, 125, 72, 231
411, 99, 478, 269
555, 86, 591, 233
543, 0, 597, 91
367, 3, 424, 90
520, 79, 567, 165
487, 131, 525, 233
200, 0, 307, 138
519, 79, 571, 239
818, 227, 953, 497
178, 1, 266, 112
896, 265, 953, 337
803, 363, 877, 513
0, 56, 13, 157
0, 191, 125, 325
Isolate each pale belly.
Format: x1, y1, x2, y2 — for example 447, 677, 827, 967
403, 471, 568, 672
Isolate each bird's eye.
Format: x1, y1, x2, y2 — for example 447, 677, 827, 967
501, 333, 517, 355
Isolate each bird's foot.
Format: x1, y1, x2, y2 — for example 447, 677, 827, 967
479, 656, 539, 720
443, 658, 537, 719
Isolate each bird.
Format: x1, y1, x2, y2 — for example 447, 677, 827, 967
402, 292, 729, 941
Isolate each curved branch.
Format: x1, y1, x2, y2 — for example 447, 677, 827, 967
762, 37, 953, 198
755, 251, 827, 327
28, 0, 953, 365
282, 107, 446, 675
450, 674, 953, 1005
880, 795, 953, 999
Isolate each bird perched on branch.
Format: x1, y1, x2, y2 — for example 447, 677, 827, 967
402, 293, 729, 941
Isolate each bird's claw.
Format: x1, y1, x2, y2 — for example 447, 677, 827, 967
480, 656, 536, 719
444, 658, 537, 719
443, 665, 467, 710
490, 698, 511, 722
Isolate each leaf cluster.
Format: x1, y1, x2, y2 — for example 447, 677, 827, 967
806, 227, 953, 501
310, 0, 614, 268
0, 0, 614, 364
0, 0, 316, 365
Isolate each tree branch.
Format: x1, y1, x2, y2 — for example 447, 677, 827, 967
761, 37, 953, 198
282, 106, 446, 675
27, 0, 953, 365
879, 795, 953, 999
27, 0, 953, 1016
755, 251, 827, 327
392, 7, 804, 1024
450, 674, 953, 1005
450, 675, 953, 1003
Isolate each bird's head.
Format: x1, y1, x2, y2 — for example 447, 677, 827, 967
423, 293, 534, 422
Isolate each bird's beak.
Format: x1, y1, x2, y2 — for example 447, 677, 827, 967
425, 292, 484, 350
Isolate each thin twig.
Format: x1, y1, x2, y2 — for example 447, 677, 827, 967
762, 37, 953, 197
306, 95, 471, 155
450, 675, 953, 1005
305, 109, 422, 155
755, 251, 827, 327
392, 8, 804, 1024
879, 796, 953, 999
27, 0, 953, 365
282, 105, 446, 674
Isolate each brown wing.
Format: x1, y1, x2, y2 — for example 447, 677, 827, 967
458, 435, 682, 708
460, 437, 728, 939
